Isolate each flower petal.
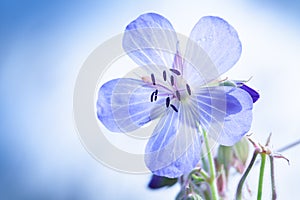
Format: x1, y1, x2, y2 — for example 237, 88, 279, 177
123, 13, 178, 74
97, 78, 165, 132
190, 16, 242, 74
145, 106, 202, 178
194, 86, 253, 146
184, 16, 242, 86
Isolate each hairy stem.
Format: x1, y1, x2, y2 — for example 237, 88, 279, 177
270, 156, 277, 200
236, 150, 259, 200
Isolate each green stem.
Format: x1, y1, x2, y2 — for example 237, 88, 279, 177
269, 156, 277, 200
257, 153, 266, 200
201, 152, 209, 172
203, 129, 219, 200
236, 150, 259, 200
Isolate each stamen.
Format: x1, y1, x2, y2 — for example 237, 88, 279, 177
150, 90, 158, 102
166, 97, 170, 107
169, 68, 181, 76
175, 90, 181, 101
170, 75, 174, 86
170, 104, 178, 112
151, 73, 156, 85
154, 89, 158, 101
150, 91, 155, 102
163, 70, 167, 81
186, 84, 192, 95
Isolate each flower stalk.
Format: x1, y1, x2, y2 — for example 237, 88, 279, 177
257, 153, 266, 200
236, 150, 259, 200
203, 129, 219, 200
270, 156, 277, 200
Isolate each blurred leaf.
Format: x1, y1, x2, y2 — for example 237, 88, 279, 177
148, 174, 177, 189
233, 137, 249, 164
175, 190, 185, 200
186, 193, 203, 200
217, 145, 233, 174
217, 165, 227, 198
176, 190, 203, 200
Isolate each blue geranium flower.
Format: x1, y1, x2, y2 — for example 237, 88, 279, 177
97, 13, 258, 178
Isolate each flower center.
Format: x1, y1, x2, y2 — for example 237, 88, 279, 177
145, 68, 192, 113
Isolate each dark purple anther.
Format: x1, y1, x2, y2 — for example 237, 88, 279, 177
151, 73, 156, 85
154, 89, 158, 101
169, 68, 181, 76
166, 97, 170, 107
150, 90, 158, 102
175, 90, 181, 101
170, 104, 178, 112
150, 92, 155, 102
186, 84, 191, 95
163, 71, 167, 81
170, 75, 174, 86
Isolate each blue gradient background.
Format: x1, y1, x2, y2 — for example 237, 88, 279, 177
1, 0, 299, 199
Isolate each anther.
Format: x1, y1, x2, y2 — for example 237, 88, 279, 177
154, 89, 158, 101
163, 70, 167, 81
151, 73, 156, 85
169, 68, 181, 76
166, 97, 170, 107
150, 90, 158, 102
170, 104, 178, 112
170, 75, 174, 86
150, 92, 155, 102
186, 84, 192, 95
175, 90, 181, 101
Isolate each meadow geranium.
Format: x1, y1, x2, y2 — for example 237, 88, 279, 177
97, 13, 257, 178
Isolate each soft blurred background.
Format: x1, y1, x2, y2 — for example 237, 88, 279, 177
1, 0, 299, 199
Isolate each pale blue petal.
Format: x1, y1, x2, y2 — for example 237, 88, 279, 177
183, 16, 242, 86
219, 87, 253, 145
97, 78, 165, 132
193, 86, 252, 146
123, 13, 178, 74
145, 105, 202, 178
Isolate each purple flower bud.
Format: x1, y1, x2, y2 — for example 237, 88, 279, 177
239, 84, 260, 103
148, 174, 177, 189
